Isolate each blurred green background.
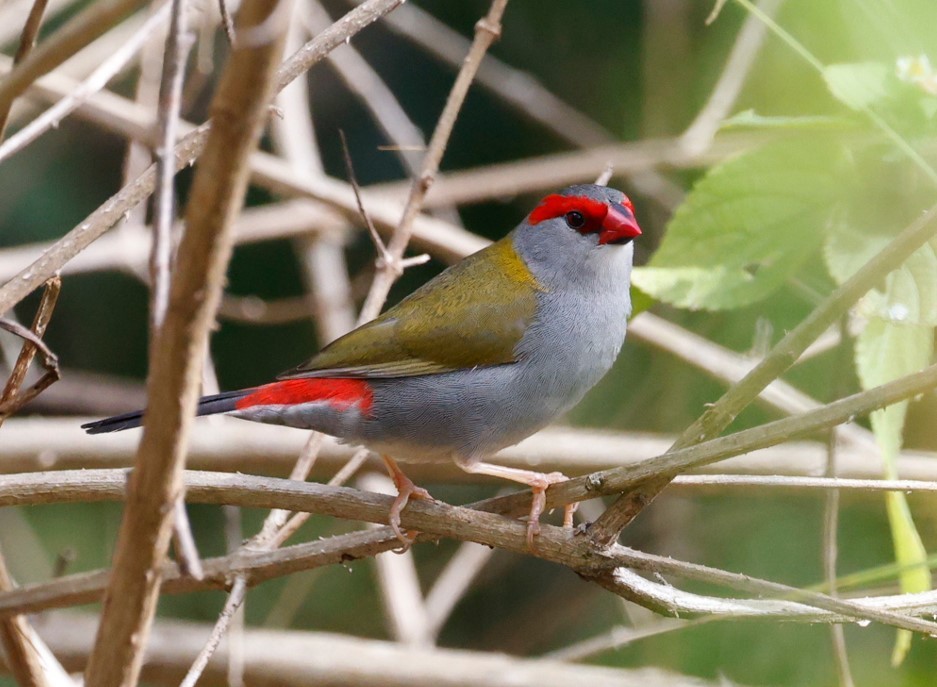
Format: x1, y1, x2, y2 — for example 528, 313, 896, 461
2, 1, 937, 685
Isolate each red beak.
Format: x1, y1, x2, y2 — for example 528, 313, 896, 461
599, 202, 642, 245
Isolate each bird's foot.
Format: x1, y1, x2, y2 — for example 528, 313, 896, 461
525, 471, 572, 549
382, 455, 432, 551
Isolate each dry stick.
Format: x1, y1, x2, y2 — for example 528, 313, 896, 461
0, 0, 148, 117
679, 0, 783, 154
122, 4, 168, 229
0, 546, 61, 687
0, 276, 61, 424
3, 363, 937, 626
149, 0, 204, 582
629, 313, 876, 453
371, 0, 683, 210
0, 4, 171, 165
357, 0, 510, 322
150, 0, 192, 331
307, 0, 424, 177
5, 448, 937, 634
0, 0, 409, 317
23, 613, 729, 687
0, 0, 69, 47
0, 0, 49, 140
822, 321, 855, 687
368, 0, 611, 147
82, 0, 289, 683
273, 1, 357, 342
589, 201, 937, 547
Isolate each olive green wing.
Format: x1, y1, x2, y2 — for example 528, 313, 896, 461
280, 238, 545, 379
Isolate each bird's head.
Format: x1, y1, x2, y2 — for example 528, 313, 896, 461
527, 184, 641, 247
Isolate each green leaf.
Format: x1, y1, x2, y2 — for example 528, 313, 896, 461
629, 284, 654, 318
823, 62, 890, 110
826, 230, 937, 326
855, 289, 934, 665
632, 139, 847, 310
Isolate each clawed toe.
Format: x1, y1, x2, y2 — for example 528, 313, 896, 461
382, 455, 432, 550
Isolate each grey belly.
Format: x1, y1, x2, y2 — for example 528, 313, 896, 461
354, 363, 586, 463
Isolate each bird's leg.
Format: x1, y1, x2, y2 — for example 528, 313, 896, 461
381, 454, 432, 549
455, 460, 577, 547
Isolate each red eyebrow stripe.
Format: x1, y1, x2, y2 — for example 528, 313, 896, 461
235, 378, 373, 414
528, 195, 609, 225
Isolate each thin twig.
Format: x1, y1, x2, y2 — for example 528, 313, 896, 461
0, 0, 411, 317
82, 0, 290, 681
179, 576, 248, 687
4, 465, 937, 633
0, 0, 49, 140
679, 0, 783, 154
151, 0, 204, 584
0, 4, 171, 164
150, 0, 192, 331
0, 277, 61, 423
0, 0, 149, 120
357, 0, 510, 323
23, 611, 725, 687
308, 0, 424, 177
823, 320, 855, 687
0, 545, 63, 687
339, 129, 390, 266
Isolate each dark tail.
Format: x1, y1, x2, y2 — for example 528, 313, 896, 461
81, 389, 251, 435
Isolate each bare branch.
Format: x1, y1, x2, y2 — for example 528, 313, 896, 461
358, 0, 509, 323
0, 0, 422, 316
25, 612, 730, 687
83, 0, 290, 681
679, 0, 784, 154
0, 0, 50, 139
0, 0, 149, 118
150, 0, 193, 330
3, 468, 937, 633
0, 5, 170, 165
0, 277, 61, 423
0, 546, 69, 687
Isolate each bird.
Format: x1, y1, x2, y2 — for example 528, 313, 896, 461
83, 183, 641, 547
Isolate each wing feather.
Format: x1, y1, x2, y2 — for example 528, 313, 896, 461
279, 237, 543, 380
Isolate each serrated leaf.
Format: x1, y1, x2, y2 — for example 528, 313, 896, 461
824, 62, 890, 110
632, 139, 846, 310
855, 313, 934, 666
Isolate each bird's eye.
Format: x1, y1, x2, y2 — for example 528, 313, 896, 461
565, 211, 585, 229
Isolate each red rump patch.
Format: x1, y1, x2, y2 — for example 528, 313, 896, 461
235, 378, 373, 414
528, 194, 609, 226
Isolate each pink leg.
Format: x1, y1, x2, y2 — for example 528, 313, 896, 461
455, 460, 576, 547
381, 455, 432, 549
